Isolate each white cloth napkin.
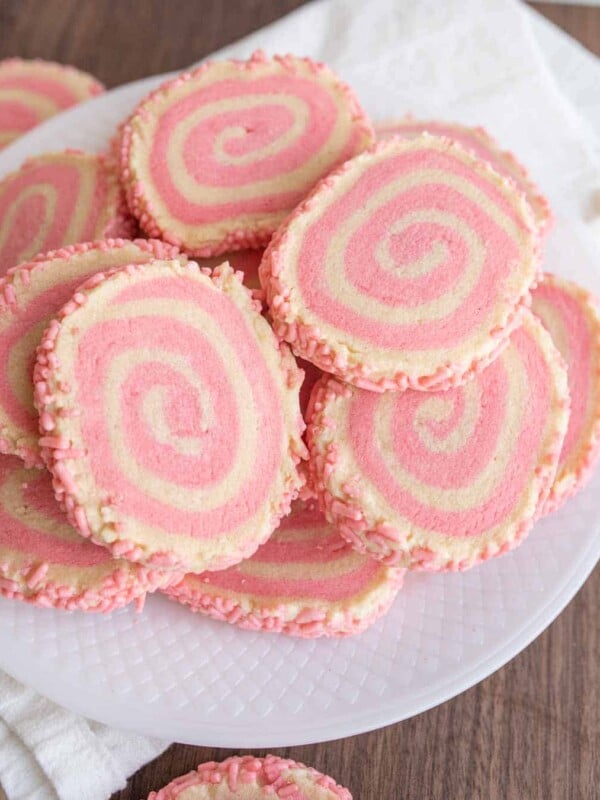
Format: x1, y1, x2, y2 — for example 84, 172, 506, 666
1, 1, 599, 799
0, 673, 166, 800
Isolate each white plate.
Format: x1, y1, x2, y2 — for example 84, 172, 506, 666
0, 70, 599, 748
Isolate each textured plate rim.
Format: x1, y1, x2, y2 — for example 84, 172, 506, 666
0, 532, 597, 747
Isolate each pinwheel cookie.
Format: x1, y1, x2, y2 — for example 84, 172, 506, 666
119, 50, 374, 256
0, 454, 171, 611
0, 58, 104, 150
376, 117, 552, 234
147, 755, 352, 800
165, 500, 402, 637
34, 260, 306, 574
532, 274, 600, 512
0, 150, 133, 274
261, 135, 540, 392
0, 238, 185, 467
307, 313, 569, 571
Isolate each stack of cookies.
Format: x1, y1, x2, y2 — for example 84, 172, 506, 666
0, 51, 597, 637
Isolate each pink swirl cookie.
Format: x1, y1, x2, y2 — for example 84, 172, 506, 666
0, 454, 172, 611
119, 50, 374, 256
377, 117, 552, 235
307, 313, 569, 571
0, 151, 134, 274
34, 260, 306, 573
532, 273, 600, 513
0, 59, 104, 150
165, 500, 402, 638
147, 755, 352, 800
0, 238, 184, 467
261, 135, 540, 392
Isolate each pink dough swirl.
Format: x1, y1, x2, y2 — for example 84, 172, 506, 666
532, 274, 600, 512
0, 456, 110, 569
0, 151, 132, 274
0, 59, 104, 150
0, 454, 171, 611
0, 238, 184, 467
34, 261, 305, 572
261, 136, 540, 391
166, 501, 402, 637
307, 313, 569, 570
376, 117, 552, 234
120, 52, 374, 255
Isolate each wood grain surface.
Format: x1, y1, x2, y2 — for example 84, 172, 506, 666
0, 3, 598, 799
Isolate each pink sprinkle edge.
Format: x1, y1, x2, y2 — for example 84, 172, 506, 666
146, 754, 352, 800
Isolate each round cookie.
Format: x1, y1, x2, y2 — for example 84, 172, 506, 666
0, 238, 185, 467
0, 150, 134, 274
0, 58, 104, 150
165, 500, 403, 638
532, 273, 600, 512
376, 117, 552, 234
307, 312, 569, 571
34, 260, 306, 573
119, 50, 374, 256
0, 454, 172, 611
261, 135, 540, 392
147, 755, 352, 800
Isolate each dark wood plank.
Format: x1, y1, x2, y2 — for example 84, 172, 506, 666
532, 2, 600, 56
0, 0, 310, 87
0, 2, 598, 798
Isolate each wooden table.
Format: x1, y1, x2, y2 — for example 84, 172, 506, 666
0, 3, 598, 798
